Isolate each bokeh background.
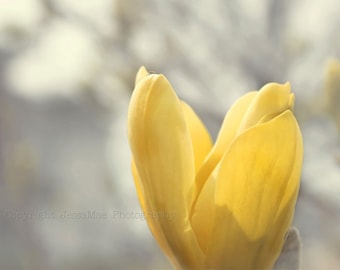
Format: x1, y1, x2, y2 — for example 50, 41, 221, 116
1, 0, 340, 269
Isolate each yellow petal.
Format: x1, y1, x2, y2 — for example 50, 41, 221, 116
260, 117, 303, 263
206, 110, 303, 269
135, 66, 149, 85
131, 159, 146, 212
128, 74, 203, 268
190, 169, 217, 252
190, 92, 257, 215
181, 101, 213, 173
131, 159, 177, 264
237, 82, 292, 133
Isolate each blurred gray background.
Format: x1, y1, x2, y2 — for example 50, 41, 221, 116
0, 0, 340, 269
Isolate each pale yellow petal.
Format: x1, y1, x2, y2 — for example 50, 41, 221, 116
128, 74, 203, 268
289, 93, 295, 111
259, 121, 303, 263
190, 169, 217, 252
131, 159, 146, 211
206, 110, 303, 269
237, 82, 291, 134
131, 159, 177, 264
190, 92, 257, 215
181, 101, 213, 173
135, 66, 149, 85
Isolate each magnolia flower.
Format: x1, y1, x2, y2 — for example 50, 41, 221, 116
127, 67, 303, 270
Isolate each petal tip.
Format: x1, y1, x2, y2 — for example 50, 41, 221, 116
260, 82, 291, 95
135, 66, 150, 85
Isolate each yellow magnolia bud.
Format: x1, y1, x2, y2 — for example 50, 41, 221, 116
128, 67, 303, 270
